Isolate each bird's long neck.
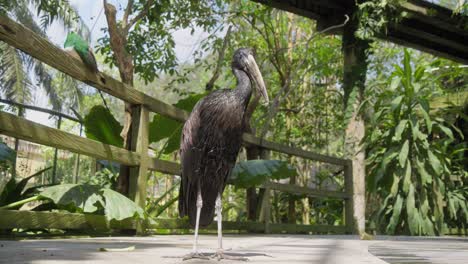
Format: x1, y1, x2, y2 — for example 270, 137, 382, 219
233, 68, 252, 107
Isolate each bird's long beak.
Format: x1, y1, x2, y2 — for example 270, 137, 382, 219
245, 54, 269, 103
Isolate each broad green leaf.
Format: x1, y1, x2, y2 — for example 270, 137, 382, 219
393, 119, 407, 141
102, 188, 144, 221
403, 49, 412, 82
39, 184, 144, 221
386, 194, 403, 234
389, 76, 400, 91
406, 184, 419, 235
148, 93, 205, 153
399, 140, 409, 167
84, 105, 123, 147
420, 107, 432, 133
390, 95, 404, 112
428, 150, 442, 174
420, 189, 429, 217
39, 184, 102, 212
0, 167, 51, 207
402, 160, 412, 194
390, 173, 400, 196
415, 158, 431, 185
229, 160, 297, 188
437, 124, 454, 140
414, 66, 425, 81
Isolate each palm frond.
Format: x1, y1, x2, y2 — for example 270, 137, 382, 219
30, 0, 91, 40
34, 62, 61, 110
0, 42, 33, 104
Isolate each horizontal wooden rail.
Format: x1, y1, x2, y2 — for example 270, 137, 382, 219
0, 15, 188, 123
148, 158, 181, 174
262, 181, 348, 199
0, 14, 349, 167
242, 134, 347, 166
0, 111, 140, 166
0, 210, 135, 230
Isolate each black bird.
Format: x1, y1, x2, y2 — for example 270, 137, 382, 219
178, 48, 269, 261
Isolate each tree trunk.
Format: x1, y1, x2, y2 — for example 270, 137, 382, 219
342, 18, 369, 235
103, 2, 136, 195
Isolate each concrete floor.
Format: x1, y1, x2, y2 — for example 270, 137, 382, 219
0, 235, 467, 264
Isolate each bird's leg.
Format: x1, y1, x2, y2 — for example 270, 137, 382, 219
211, 193, 248, 261
216, 192, 223, 251
182, 187, 209, 261
193, 188, 203, 253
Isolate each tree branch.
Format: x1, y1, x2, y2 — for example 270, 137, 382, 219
122, 0, 134, 28
205, 25, 232, 91
259, 15, 350, 138
124, 0, 154, 34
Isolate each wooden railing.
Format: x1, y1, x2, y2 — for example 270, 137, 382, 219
0, 14, 354, 235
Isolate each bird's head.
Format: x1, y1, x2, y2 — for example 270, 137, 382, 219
232, 48, 269, 103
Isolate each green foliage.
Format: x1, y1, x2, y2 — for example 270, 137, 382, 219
0, 167, 51, 208
365, 50, 467, 235
83, 105, 123, 147
96, 0, 222, 83
0, 0, 88, 110
149, 93, 206, 154
0, 140, 16, 170
146, 182, 179, 218
356, 0, 406, 40
39, 184, 144, 221
229, 160, 297, 188
86, 168, 118, 189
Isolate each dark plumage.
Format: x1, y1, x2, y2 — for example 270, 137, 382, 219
178, 48, 269, 227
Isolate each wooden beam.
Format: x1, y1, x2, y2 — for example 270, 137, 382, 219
0, 15, 188, 123
148, 158, 180, 174
242, 133, 348, 166
386, 30, 468, 65
262, 181, 349, 199
0, 210, 135, 230
129, 107, 150, 234
0, 111, 140, 166
392, 22, 467, 55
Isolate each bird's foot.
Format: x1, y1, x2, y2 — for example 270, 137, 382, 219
162, 251, 210, 261
211, 249, 249, 261
182, 252, 211, 261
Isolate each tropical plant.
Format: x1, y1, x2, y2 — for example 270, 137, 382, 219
0, 183, 145, 221
365, 50, 467, 235
228, 159, 296, 188
0, 0, 87, 111
0, 139, 16, 172
0, 167, 51, 208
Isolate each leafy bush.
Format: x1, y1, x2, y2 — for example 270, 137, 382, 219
365, 50, 467, 235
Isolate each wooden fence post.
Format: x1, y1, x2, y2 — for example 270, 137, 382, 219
52, 116, 62, 184
128, 106, 150, 235
344, 160, 355, 234
259, 185, 271, 234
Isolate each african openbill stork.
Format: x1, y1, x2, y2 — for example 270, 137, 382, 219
178, 48, 269, 260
